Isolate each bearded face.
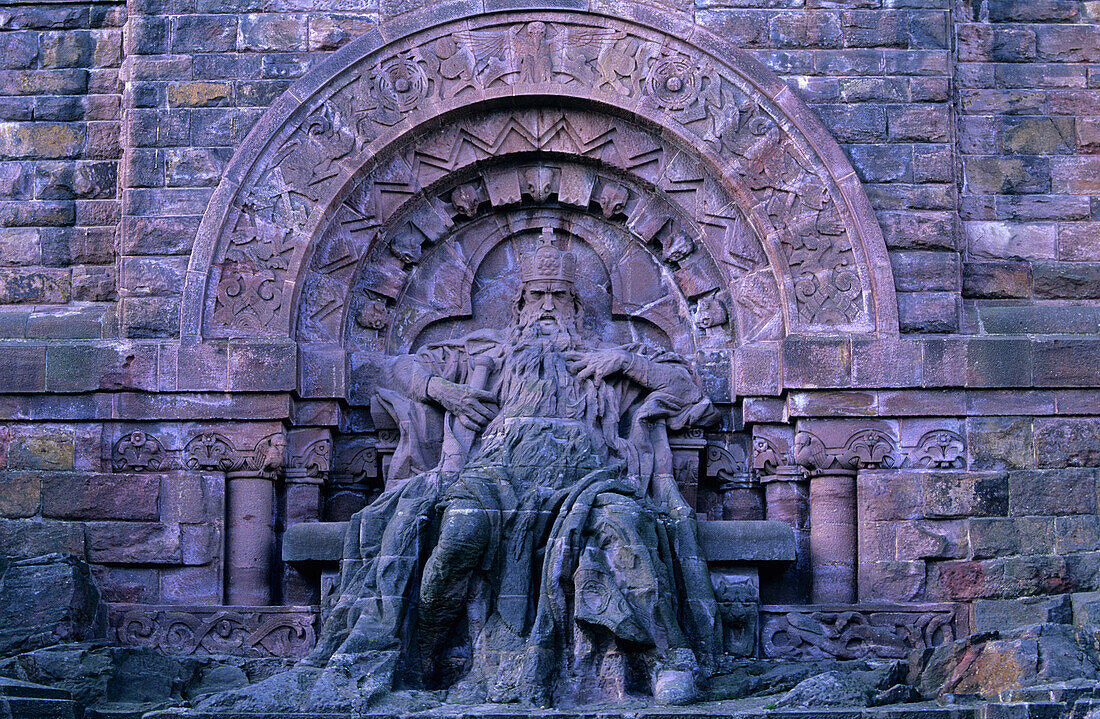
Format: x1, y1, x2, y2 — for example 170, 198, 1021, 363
514, 280, 581, 341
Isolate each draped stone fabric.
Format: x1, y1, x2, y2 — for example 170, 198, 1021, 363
309, 326, 722, 706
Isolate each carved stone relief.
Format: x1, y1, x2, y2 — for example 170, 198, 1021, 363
185, 10, 896, 350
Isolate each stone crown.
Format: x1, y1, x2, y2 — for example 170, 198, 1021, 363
519, 230, 576, 284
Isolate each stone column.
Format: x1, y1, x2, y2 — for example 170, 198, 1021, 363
225, 433, 285, 606
793, 429, 858, 604
807, 468, 857, 604
753, 428, 810, 603
282, 430, 332, 604
225, 470, 276, 605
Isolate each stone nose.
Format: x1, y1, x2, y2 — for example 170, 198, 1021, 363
541, 293, 555, 312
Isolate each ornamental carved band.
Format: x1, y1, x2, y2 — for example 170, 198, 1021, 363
184, 8, 896, 352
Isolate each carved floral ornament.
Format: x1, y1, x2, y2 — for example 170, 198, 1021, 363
749, 423, 968, 478
183, 7, 897, 354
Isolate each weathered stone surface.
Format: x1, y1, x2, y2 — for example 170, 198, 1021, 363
0, 554, 105, 657
84, 522, 182, 564
912, 624, 1100, 699
41, 472, 159, 521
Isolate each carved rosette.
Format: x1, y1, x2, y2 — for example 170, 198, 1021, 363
112, 431, 168, 472
186, 8, 896, 351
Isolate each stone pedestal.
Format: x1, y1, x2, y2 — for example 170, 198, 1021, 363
225, 471, 274, 606
808, 470, 857, 604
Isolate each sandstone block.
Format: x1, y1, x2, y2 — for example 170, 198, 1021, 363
1056, 515, 1100, 554
989, 0, 1080, 23
0, 200, 75, 227
781, 337, 851, 388
239, 14, 307, 52
897, 291, 958, 333
845, 143, 910, 183
159, 564, 220, 604
126, 16, 167, 55
0, 226, 39, 265
0, 32, 38, 70
1036, 24, 1100, 62
1034, 339, 1100, 386
1033, 261, 1100, 299
0, 471, 40, 517
858, 560, 926, 603
966, 157, 1051, 195
967, 416, 1033, 469
228, 340, 297, 391
857, 470, 922, 522
895, 519, 968, 560
1034, 419, 1100, 468
171, 14, 238, 53
121, 296, 181, 339
768, 11, 840, 48
0, 69, 87, 96
308, 13, 378, 51
168, 81, 232, 108
973, 596, 1072, 634
165, 146, 231, 186
85, 522, 182, 564
888, 105, 949, 143
8, 431, 73, 471
121, 215, 200, 256
0, 122, 84, 160
40, 30, 95, 69
120, 256, 187, 297
991, 27, 1037, 62
890, 251, 959, 292
813, 105, 887, 143
962, 261, 1032, 299
923, 471, 1008, 519
0, 519, 85, 558
967, 340, 1033, 387
42, 472, 159, 521
998, 116, 1075, 155
1059, 223, 1100, 261
0, 345, 45, 391
927, 559, 1002, 601
1010, 468, 1096, 516
876, 210, 956, 251
71, 265, 117, 303
0, 268, 70, 304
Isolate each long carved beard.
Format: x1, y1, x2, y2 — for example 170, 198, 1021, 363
495, 317, 587, 420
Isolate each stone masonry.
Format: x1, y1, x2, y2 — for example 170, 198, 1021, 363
0, 0, 1099, 685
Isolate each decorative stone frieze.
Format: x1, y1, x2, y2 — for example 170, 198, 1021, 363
109, 604, 316, 658
759, 603, 963, 662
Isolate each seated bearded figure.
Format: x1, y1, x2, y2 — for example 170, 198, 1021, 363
311, 233, 722, 707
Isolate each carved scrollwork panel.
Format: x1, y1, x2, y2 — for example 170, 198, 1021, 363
110, 604, 316, 658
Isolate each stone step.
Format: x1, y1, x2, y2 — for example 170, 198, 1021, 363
0, 678, 79, 719
1071, 698, 1100, 719
981, 702, 1068, 719
85, 704, 160, 719
1, 697, 79, 719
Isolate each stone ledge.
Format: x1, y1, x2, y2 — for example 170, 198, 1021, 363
283, 520, 796, 565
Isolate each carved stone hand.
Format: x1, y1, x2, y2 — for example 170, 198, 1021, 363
427, 376, 497, 429
565, 349, 634, 385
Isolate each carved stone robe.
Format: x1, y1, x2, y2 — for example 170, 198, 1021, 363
314, 329, 721, 703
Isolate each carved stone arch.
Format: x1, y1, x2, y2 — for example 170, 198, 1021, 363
182, 6, 899, 390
